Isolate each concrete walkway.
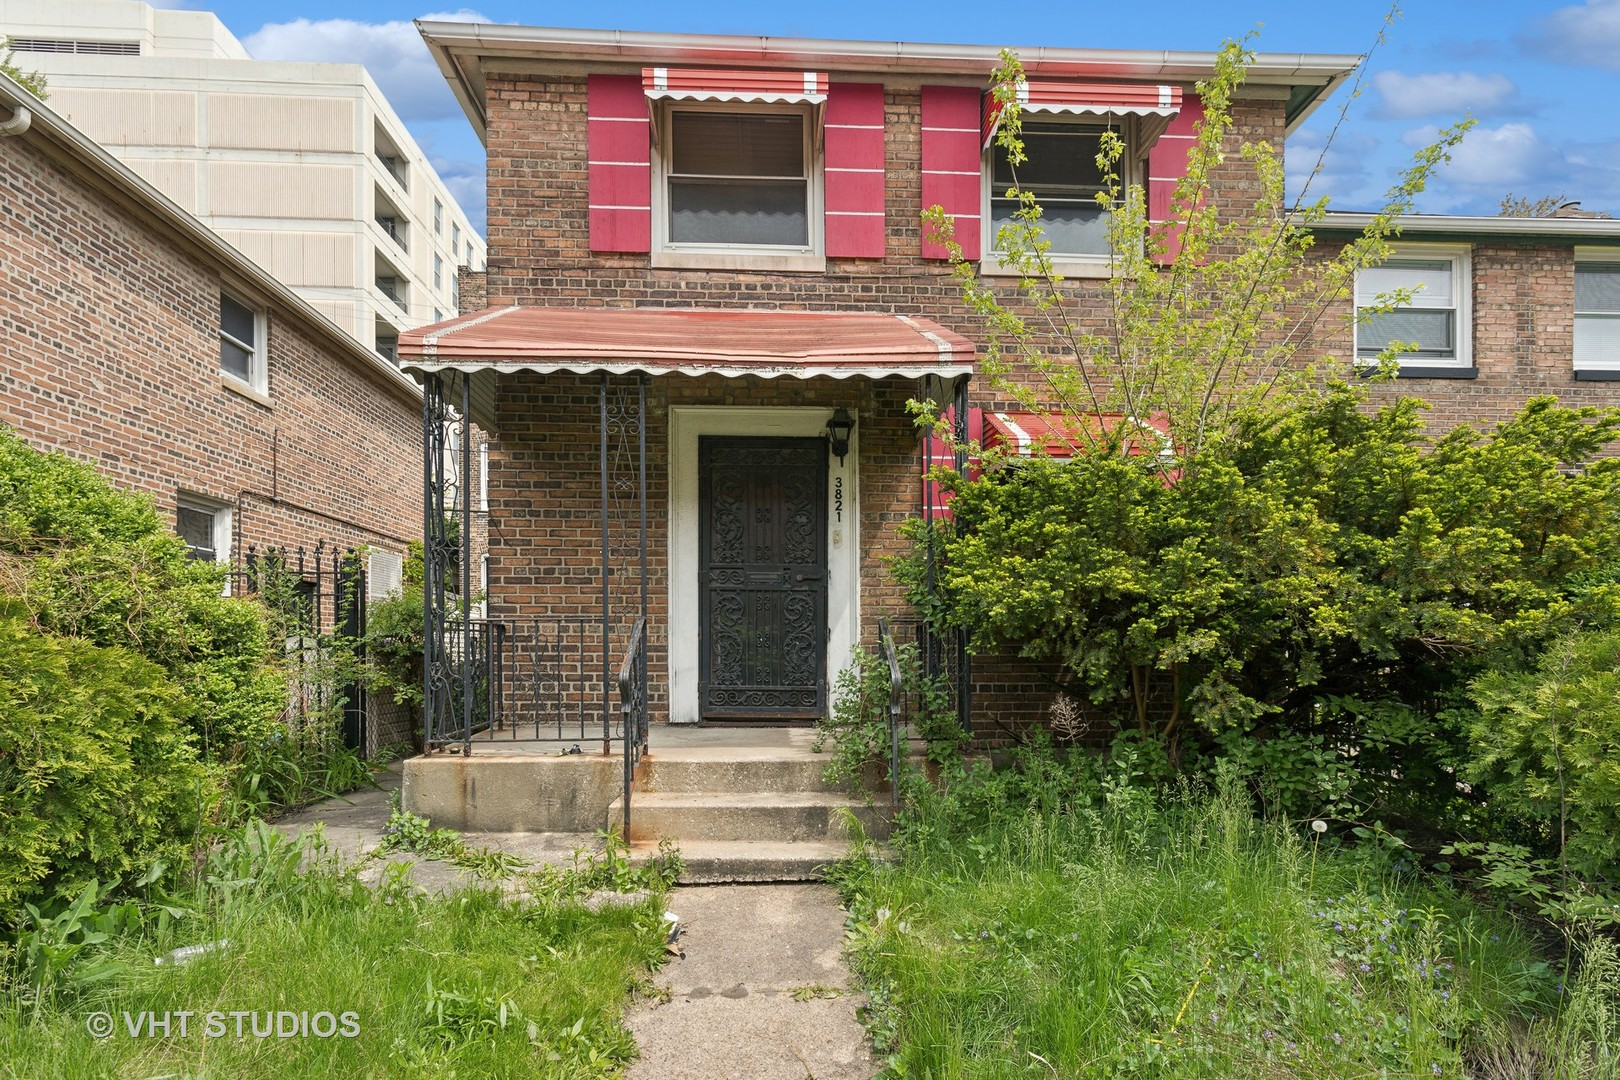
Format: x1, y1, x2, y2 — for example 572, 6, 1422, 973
626, 884, 879, 1080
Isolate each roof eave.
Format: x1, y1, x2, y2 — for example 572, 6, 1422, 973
415, 21, 1361, 146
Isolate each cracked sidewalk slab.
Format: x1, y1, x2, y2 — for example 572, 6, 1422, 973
627, 883, 879, 1080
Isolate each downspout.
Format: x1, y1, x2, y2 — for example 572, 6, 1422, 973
0, 104, 32, 138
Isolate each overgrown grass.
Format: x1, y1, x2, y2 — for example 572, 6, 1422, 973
833, 768, 1618, 1079
0, 820, 675, 1078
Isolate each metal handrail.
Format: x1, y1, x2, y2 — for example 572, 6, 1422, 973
879, 618, 903, 812
617, 616, 649, 838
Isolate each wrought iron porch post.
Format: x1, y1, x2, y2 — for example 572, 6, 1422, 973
600, 372, 610, 756
952, 374, 973, 736
420, 373, 440, 755
460, 372, 474, 756
638, 374, 648, 754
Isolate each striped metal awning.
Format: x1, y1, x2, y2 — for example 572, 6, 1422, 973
983, 80, 1184, 147
642, 66, 828, 103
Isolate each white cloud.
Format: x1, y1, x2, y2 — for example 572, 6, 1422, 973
1372, 71, 1522, 120
1527, 0, 1620, 71
1403, 122, 1552, 187
242, 10, 487, 122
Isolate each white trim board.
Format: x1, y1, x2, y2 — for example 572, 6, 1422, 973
668, 406, 860, 725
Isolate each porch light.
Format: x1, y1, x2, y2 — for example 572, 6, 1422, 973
826, 408, 855, 464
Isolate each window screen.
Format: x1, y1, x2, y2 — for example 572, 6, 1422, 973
219, 294, 256, 382
668, 112, 809, 247
991, 122, 1114, 256
177, 505, 218, 562
1356, 258, 1461, 362
1576, 263, 1620, 369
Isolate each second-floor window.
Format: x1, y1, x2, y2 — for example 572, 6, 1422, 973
659, 106, 813, 251
1355, 245, 1472, 372
989, 121, 1117, 259
218, 292, 266, 392
1576, 260, 1620, 373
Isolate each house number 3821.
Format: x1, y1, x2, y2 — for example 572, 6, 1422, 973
833, 477, 844, 523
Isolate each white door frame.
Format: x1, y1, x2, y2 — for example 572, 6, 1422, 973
668, 406, 860, 724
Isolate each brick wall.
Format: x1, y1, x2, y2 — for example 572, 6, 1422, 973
0, 123, 423, 582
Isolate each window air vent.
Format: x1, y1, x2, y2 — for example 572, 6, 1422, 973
10, 38, 140, 56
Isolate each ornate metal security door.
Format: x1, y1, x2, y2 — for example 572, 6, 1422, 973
698, 437, 828, 720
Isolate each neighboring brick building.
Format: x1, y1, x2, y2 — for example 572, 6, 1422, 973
399, 23, 1365, 742
1317, 210, 1620, 431
0, 73, 424, 749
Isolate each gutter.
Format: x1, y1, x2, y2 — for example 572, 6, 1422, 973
1317, 211, 1620, 242
0, 73, 422, 405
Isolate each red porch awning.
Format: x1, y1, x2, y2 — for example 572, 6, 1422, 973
399, 306, 975, 379
399, 307, 975, 433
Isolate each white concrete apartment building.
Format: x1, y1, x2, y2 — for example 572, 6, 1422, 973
1, 0, 484, 358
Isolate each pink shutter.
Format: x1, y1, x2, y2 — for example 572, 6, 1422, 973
1147, 92, 1203, 265
920, 86, 982, 261
823, 82, 886, 258
587, 74, 651, 253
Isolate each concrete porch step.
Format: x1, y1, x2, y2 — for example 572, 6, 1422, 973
638, 754, 866, 795
610, 791, 892, 845
632, 839, 856, 884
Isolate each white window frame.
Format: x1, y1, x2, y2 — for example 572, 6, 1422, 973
176, 493, 233, 594
452, 222, 461, 254
433, 198, 443, 235
650, 100, 825, 271
1574, 249, 1620, 374
433, 253, 443, 291
218, 290, 268, 395
1354, 243, 1473, 372
981, 116, 1142, 279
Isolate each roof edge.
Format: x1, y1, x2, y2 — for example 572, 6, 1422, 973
1318, 210, 1620, 241
0, 73, 423, 407
416, 21, 1361, 143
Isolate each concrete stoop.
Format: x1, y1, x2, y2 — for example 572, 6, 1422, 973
617, 750, 894, 884
403, 727, 907, 883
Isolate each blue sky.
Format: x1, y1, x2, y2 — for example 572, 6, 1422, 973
171, 0, 1620, 234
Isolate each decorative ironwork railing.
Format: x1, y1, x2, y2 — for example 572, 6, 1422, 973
879, 618, 904, 812
618, 616, 649, 837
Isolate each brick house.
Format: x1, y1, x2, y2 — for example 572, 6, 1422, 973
395, 24, 1377, 748
0, 73, 426, 749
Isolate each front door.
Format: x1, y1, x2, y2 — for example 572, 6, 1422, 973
698, 436, 828, 720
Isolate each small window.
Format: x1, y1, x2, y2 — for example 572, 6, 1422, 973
176, 495, 231, 588
433, 198, 443, 235
660, 107, 812, 250
465, 239, 474, 267
989, 121, 1117, 258
452, 222, 461, 252
1576, 261, 1620, 372
218, 293, 265, 390
433, 254, 443, 291
1355, 247, 1472, 370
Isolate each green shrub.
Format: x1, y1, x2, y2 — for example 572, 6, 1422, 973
907, 392, 1620, 836
0, 429, 285, 752
0, 613, 211, 910
1467, 628, 1620, 883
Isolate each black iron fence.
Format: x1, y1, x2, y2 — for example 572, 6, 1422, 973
234, 541, 369, 752
618, 616, 649, 836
